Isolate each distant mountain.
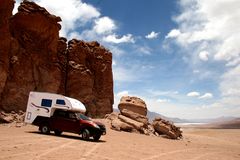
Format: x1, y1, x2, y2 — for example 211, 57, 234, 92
114, 109, 239, 124
187, 116, 238, 123
147, 110, 190, 123
114, 108, 188, 123
203, 118, 240, 129
215, 118, 240, 129
113, 108, 120, 113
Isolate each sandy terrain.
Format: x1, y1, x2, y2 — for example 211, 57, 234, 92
0, 121, 240, 160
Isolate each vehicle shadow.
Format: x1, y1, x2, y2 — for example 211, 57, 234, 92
26, 131, 106, 143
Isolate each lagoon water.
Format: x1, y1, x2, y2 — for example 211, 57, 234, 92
174, 122, 206, 126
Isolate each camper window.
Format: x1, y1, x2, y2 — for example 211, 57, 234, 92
56, 99, 66, 105
41, 99, 52, 107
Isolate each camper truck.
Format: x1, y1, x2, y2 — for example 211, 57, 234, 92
24, 91, 106, 141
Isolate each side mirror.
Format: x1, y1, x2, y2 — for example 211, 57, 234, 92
69, 113, 77, 119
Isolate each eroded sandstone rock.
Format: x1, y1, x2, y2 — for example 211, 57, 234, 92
118, 96, 147, 116
118, 115, 145, 131
152, 117, 182, 139
0, 0, 14, 97
66, 39, 113, 117
0, 110, 25, 124
105, 112, 119, 121
111, 118, 134, 132
121, 109, 148, 126
1, 0, 62, 111
107, 96, 183, 139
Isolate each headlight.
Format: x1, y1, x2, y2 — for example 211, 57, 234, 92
92, 123, 100, 129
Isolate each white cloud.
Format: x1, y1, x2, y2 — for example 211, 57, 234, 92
93, 16, 116, 35
193, 70, 200, 73
103, 34, 134, 43
165, 29, 181, 38
137, 46, 152, 55
13, 0, 101, 38
13, 0, 21, 14
199, 51, 209, 61
226, 57, 240, 67
187, 91, 200, 97
156, 99, 170, 103
145, 31, 160, 39
165, 0, 240, 118
116, 91, 129, 98
68, 31, 81, 40
34, 0, 100, 37
112, 60, 116, 66
138, 96, 237, 119
199, 93, 213, 99
167, 0, 240, 64
220, 64, 240, 97
114, 90, 238, 119
148, 90, 178, 96
113, 66, 137, 82
107, 46, 126, 56
187, 91, 213, 99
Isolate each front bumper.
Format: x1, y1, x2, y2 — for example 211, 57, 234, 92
102, 130, 106, 135
90, 125, 106, 136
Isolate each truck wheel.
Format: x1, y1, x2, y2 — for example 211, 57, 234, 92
82, 129, 90, 140
54, 130, 62, 136
40, 124, 50, 134
93, 134, 101, 141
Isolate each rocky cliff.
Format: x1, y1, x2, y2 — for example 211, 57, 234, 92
0, 0, 113, 117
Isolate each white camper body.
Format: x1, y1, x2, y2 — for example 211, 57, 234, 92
24, 91, 86, 124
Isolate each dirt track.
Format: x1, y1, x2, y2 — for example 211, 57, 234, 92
0, 121, 240, 160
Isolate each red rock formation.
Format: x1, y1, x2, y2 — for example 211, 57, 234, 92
118, 96, 147, 116
152, 117, 182, 139
0, 0, 14, 97
121, 109, 148, 125
57, 37, 68, 95
106, 97, 183, 139
67, 40, 113, 117
0, 0, 113, 117
0, 1, 62, 111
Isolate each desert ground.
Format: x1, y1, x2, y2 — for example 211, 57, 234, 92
0, 121, 240, 160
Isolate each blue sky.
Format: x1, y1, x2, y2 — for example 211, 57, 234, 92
14, 0, 240, 119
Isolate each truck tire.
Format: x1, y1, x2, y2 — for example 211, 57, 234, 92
54, 130, 62, 136
40, 123, 50, 134
93, 134, 101, 141
82, 129, 90, 140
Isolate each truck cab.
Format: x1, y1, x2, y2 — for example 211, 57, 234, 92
37, 109, 106, 141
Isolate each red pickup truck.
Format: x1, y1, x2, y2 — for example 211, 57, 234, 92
33, 109, 106, 141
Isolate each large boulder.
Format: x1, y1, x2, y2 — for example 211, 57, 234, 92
118, 115, 145, 131
118, 96, 147, 116
121, 109, 148, 126
111, 118, 134, 132
107, 97, 153, 135
105, 112, 145, 133
105, 112, 119, 121
152, 117, 182, 139
0, 110, 25, 124
106, 96, 183, 139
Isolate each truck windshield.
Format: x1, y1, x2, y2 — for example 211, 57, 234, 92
76, 113, 91, 121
